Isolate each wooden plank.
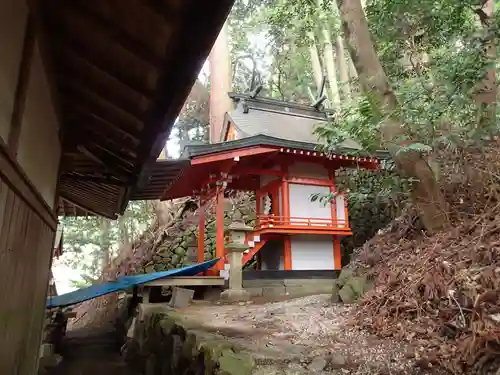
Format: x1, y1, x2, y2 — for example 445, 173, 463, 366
143, 276, 225, 287
0, 175, 55, 375
8, 13, 35, 154
0, 140, 57, 230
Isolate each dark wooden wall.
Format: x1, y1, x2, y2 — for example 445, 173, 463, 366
0, 142, 57, 375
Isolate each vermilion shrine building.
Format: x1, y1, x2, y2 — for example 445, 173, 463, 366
138, 93, 382, 275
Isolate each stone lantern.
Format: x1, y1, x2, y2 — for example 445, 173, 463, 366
220, 220, 253, 302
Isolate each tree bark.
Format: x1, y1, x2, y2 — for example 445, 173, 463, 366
307, 31, 326, 97
474, 0, 496, 130
209, 20, 232, 143
321, 28, 341, 109
335, 35, 351, 100
346, 39, 359, 81
100, 218, 111, 271
337, 0, 449, 233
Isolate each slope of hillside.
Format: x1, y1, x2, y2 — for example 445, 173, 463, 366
349, 143, 500, 374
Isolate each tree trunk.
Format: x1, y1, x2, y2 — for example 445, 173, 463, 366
119, 214, 130, 248
307, 31, 325, 97
337, 0, 449, 233
209, 20, 232, 144
335, 35, 351, 100
346, 40, 358, 81
100, 218, 111, 271
321, 28, 341, 109
474, 0, 496, 130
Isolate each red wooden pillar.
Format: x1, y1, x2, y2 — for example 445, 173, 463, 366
198, 201, 205, 264
328, 171, 337, 226
215, 187, 225, 271
281, 164, 292, 270
333, 236, 342, 270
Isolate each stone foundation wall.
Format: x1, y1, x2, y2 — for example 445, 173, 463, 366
123, 305, 255, 375
242, 279, 336, 298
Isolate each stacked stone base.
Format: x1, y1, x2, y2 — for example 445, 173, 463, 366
242, 278, 336, 299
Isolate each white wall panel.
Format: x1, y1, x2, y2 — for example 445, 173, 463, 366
288, 162, 329, 179
289, 183, 331, 224
290, 235, 334, 270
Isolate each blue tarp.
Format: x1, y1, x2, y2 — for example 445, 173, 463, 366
46, 259, 219, 308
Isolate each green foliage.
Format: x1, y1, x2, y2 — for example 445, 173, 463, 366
228, 0, 334, 102
58, 201, 153, 286
309, 0, 497, 257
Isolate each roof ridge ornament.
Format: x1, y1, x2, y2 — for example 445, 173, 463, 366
311, 72, 327, 110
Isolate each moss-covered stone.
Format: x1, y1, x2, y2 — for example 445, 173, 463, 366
125, 310, 255, 375
348, 276, 368, 297
217, 350, 255, 375
331, 283, 341, 303
336, 269, 354, 287
338, 284, 356, 304
200, 340, 235, 375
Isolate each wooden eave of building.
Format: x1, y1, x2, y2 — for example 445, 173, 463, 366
131, 134, 387, 201
37, 0, 234, 218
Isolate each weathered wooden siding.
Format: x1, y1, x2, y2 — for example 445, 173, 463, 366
0, 2, 60, 372
0, 0, 28, 142
0, 142, 57, 375
16, 40, 60, 209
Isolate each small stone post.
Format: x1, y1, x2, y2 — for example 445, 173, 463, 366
220, 221, 252, 302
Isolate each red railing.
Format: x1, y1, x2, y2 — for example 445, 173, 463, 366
255, 215, 349, 230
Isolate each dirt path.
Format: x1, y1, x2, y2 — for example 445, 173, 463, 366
178, 295, 427, 375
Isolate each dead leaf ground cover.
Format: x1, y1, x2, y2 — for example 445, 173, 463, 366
349, 143, 500, 374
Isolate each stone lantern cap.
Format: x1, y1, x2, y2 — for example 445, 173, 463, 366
228, 221, 253, 232
225, 242, 249, 252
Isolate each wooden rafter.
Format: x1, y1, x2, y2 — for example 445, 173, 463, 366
58, 0, 165, 68
58, 72, 144, 120
39, 0, 236, 218
60, 48, 153, 99
68, 119, 138, 159
59, 79, 144, 126
73, 145, 133, 180
57, 40, 154, 98
65, 102, 141, 144
62, 174, 126, 186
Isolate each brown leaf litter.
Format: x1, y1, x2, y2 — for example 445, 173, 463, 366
349, 143, 500, 374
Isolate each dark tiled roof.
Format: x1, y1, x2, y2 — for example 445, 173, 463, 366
223, 93, 362, 150
182, 134, 351, 158
131, 135, 390, 201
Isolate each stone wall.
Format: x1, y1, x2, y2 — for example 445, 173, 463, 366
123, 305, 255, 375
138, 194, 256, 274
243, 279, 336, 298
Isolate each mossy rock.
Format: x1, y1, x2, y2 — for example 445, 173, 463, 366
338, 284, 356, 304
347, 276, 369, 297
175, 247, 186, 256
336, 269, 354, 287
171, 254, 181, 265
199, 340, 235, 375
181, 331, 200, 360
331, 283, 341, 303
217, 350, 255, 375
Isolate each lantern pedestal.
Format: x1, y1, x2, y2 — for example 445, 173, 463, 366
220, 243, 250, 302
